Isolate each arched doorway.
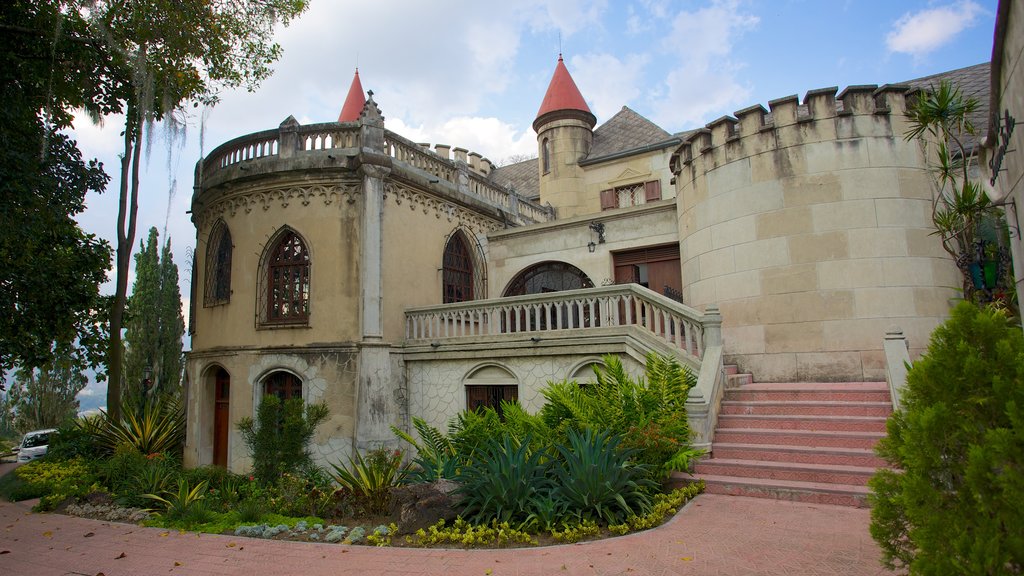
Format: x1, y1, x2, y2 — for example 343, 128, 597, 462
502, 261, 594, 296
212, 368, 230, 468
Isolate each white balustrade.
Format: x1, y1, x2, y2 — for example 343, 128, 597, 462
405, 284, 709, 360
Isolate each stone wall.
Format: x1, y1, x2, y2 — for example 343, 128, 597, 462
672, 87, 959, 381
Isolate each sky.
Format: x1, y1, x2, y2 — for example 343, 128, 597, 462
68, 0, 998, 410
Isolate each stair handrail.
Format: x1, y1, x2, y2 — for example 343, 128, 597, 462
686, 305, 725, 450
882, 326, 911, 411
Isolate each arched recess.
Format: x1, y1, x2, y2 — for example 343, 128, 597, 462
260, 369, 304, 402
568, 358, 606, 384
502, 260, 594, 296
541, 138, 551, 174
442, 228, 486, 303
463, 363, 518, 417
255, 226, 311, 326
204, 220, 233, 306
199, 364, 231, 467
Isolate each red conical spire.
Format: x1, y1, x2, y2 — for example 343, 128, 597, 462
533, 55, 595, 131
338, 69, 366, 122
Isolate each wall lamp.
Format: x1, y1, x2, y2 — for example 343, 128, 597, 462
587, 222, 606, 253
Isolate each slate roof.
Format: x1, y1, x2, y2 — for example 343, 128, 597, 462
491, 157, 540, 201
587, 106, 675, 161
901, 61, 990, 150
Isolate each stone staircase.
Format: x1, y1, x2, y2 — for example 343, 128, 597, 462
689, 367, 891, 507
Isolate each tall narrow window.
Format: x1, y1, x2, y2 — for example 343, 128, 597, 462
263, 371, 302, 401
542, 138, 551, 174
443, 233, 474, 303
267, 231, 310, 324
204, 222, 233, 306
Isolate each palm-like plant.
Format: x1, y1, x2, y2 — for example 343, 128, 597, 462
330, 448, 407, 515
81, 395, 185, 456
391, 417, 459, 483
143, 478, 207, 519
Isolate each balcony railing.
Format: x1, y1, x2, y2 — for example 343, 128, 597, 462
405, 284, 714, 361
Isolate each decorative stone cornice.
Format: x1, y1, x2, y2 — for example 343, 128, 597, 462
195, 182, 360, 230
383, 182, 502, 235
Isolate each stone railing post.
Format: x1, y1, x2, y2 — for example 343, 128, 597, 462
702, 305, 722, 347
278, 116, 299, 159
883, 326, 911, 411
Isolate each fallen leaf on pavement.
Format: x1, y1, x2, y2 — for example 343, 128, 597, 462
84, 532, 95, 537
115, 552, 126, 559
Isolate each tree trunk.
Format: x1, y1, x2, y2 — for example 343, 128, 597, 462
106, 107, 144, 423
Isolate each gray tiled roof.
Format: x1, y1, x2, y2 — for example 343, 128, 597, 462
587, 106, 674, 160
491, 157, 540, 200
901, 62, 990, 150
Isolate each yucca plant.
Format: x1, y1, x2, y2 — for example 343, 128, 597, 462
144, 478, 208, 520
82, 395, 185, 456
551, 428, 655, 524
391, 417, 459, 483
329, 448, 407, 515
454, 433, 553, 525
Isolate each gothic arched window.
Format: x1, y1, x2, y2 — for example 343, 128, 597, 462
266, 231, 310, 324
443, 232, 474, 303
204, 222, 232, 306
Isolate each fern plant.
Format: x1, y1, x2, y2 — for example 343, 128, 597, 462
391, 417, 459, 483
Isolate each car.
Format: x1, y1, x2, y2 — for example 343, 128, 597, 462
17, 429, 58, 462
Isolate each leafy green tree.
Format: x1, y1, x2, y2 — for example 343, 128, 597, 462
124, 227, 183, 406
7, 344, 89, 433
869, 302, 1024, 574
80, 0, 309, 423
0, 1, 115, 382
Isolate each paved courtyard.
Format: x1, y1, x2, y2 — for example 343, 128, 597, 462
0, 492, 888, 576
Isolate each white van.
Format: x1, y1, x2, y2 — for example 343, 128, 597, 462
17, 429, 57, 462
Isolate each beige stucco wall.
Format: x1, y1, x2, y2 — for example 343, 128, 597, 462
191, 174, 363, 350
184, 347, 358, 472
487, 200, 679, 296
674, 89, 959, 381
537, 118, 592, 218
581, 147, 676, 206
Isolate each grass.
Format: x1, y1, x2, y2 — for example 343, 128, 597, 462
143, 509, 324, 535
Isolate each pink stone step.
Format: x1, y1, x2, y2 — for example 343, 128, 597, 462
716, 414, 888, 432
710, 443, 886, 468
694, 459, 876, 486
726, 373, 753, 387
724, 364, 739, 376
712, 428, 884, 449
727, 382, 890, 403
690, 474, 870, 508
720, 400, 893, 417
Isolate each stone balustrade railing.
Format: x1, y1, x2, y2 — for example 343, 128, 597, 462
200, 120, 553, 224
405, 284, 714, 361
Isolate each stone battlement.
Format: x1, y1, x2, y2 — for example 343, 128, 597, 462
670, 84, 915, 177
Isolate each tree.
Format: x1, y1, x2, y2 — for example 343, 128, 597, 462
0, 1, 116, 382
123, 228, 184, 407
78, 0, 310, 422
869, 302, 1024, 573
7, 343, 89, 433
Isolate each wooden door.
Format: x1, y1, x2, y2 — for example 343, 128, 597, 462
213, 370, 230, 468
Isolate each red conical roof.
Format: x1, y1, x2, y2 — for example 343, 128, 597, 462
534, 55, 595, 131
338, 69, 365, 122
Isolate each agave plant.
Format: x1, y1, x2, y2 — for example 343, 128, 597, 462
82, 395, 185, 456
144, 478, 208, 520
454, 433, 553, 525
551, 428, 656, 524
329, 448, 407, 515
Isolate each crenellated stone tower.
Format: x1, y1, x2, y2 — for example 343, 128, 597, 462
533, 55, 597, 218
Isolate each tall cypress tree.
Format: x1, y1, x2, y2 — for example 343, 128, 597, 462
123, 227, 183, 405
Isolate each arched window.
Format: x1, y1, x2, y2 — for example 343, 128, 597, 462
204, 222, 232, 306
443, 233, 474, 303
503, 261, 594, 296
542, 138, 551, 174
263, 371, 302, 402
266, 231, 310, 324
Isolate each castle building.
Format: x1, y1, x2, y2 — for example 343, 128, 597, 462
184, 52, 989, 472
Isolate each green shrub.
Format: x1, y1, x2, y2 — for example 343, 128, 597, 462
236, 395, 329, 485
540, 353, 698, 477
391, 417, 459, 483
455, 433, 552, 525
330, 448, 406, 515
45, 420, 104, 461
144, 478, 208, 520
81, 397, 185, 456
98, 444, 179, 507
869, 303, 1024, 574
269, 471, 334, 518
14, 457, 100, 510
551, 428, 655, 524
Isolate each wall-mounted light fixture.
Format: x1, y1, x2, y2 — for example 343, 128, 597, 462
587, 222, 606, 253
588, 241, 597, 253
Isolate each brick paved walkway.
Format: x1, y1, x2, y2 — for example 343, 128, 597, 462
0, 494, 888, 576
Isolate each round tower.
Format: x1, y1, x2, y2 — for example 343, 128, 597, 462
533, 55, 596, 217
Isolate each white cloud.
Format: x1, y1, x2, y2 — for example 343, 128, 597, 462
387, 116, 536, 163
648, 0, 759, 129
886, 1, 984, 58
570, 53, 650, 122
